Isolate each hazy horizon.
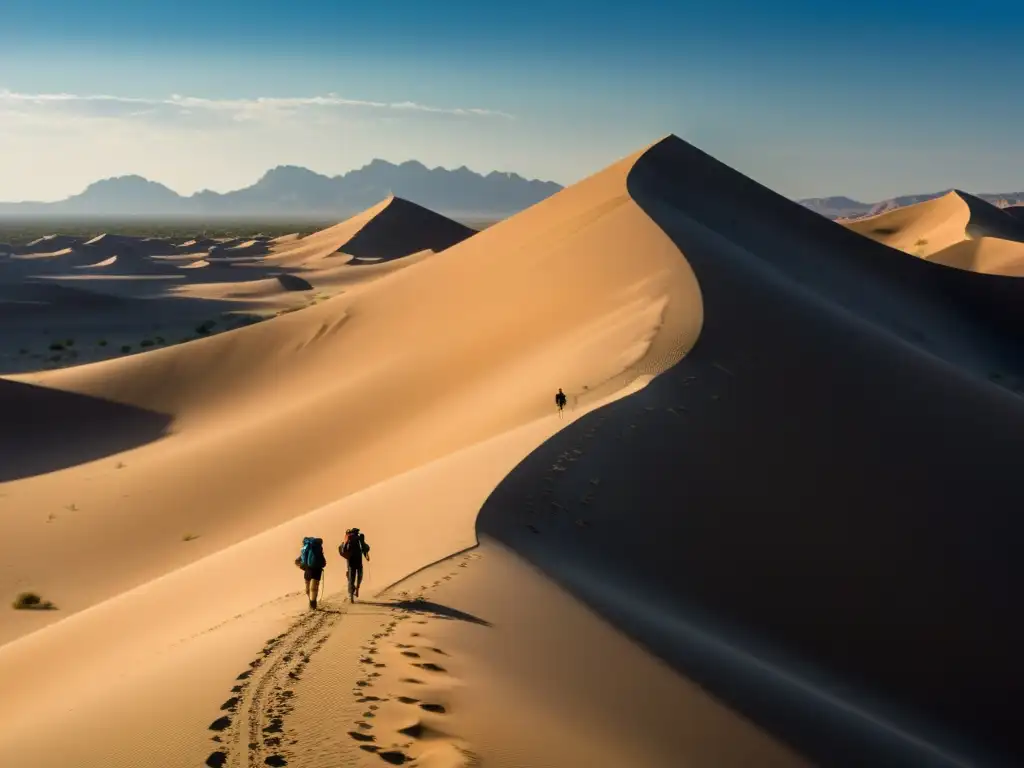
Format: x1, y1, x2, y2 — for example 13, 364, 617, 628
3, 0, 1023, 203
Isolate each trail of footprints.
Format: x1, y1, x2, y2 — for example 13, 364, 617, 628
344, 553, 481, 766
525, 372, 719, 535
203, 551, 481, 767
204, 607, 340, 767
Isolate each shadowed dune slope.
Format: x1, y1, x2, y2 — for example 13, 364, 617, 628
477, 135, 1024, 768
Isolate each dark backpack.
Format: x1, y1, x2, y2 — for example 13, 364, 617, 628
340, 530, 369, 562
299, 536, 326, 569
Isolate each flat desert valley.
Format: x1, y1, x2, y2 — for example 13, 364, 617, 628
1, 136, 1022, 768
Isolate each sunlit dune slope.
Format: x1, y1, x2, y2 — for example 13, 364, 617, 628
844, 190, 1024, 276
0, 141, 701, 647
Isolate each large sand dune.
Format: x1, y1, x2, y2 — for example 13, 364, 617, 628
0, 135, 1020, 768
844, 189, 1024, 275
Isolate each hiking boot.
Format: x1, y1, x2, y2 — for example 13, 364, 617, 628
354, 586, 359, 598
310, 599, 317, 610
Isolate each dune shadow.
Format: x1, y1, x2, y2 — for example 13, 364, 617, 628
0, 377, 173, 481
275, 273, 314, 291
475, 137, 1024, 768
361, 599, 492, 627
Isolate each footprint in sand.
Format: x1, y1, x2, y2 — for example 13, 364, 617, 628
413, 663, 446, 673
400, 678, 424, 685
348, 731, 376, 742
419, 703, 446, 713
401, 651, 420, 658
396, 696, 420, 704
205, 751, 228, 767
209, 716, 231, 731
220, 697, 239, 711
264, 756, 287, 766
378, 750, 411, 764
429, 648, 448, 656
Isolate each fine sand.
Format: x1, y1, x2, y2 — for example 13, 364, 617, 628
1, 135, 1021, 768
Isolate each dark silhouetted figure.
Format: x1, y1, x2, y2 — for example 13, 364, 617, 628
555, 388, 567, 417
339, 528, 371, 601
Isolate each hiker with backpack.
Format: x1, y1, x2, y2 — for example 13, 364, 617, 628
295, 536, 328, 610
339, 528, 371, 601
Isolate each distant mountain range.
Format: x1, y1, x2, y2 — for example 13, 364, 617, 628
798, 191, 1024, 220
0, 160, 564, 220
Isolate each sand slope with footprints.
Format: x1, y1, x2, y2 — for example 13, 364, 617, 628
204, 551, 484, 768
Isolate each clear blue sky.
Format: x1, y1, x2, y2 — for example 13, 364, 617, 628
0, 0, 1021, 202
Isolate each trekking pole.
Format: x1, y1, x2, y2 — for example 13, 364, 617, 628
320, 569, 326, 605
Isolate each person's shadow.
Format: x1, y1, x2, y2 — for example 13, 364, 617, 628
359, 598, 492, 627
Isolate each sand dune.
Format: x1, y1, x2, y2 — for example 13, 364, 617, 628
0, 135, 1020, 768
75, 255, 119, 269
927, 236, 1024, 276
844, 189, 1024, 276
265, 195, 475, 268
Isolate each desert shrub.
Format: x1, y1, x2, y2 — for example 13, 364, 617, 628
48, 355, 61, 362
140, 339, 154, 348
12, 592, 55, 610
65, 339, 74, 346
49, 342, 64, 351
195, 320, 217, 335
98, 340, 108, 347
182, 533, 200, 542
155, 336, 165, 344
121, 345, 131, 353
18, 348, 27, 355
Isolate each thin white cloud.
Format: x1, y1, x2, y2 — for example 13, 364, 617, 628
0, 88, 515, 121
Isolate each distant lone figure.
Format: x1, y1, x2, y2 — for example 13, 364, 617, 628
340, 528, 371, 601
295, 536, 327, 610
555, 388, 567, 417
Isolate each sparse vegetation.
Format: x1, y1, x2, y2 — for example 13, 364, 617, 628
116, 461, 126, 469
65, 338, 74, 346
182, 533, 200, 542
155, 336, 165, 344
195, 320, 217, 335
12, 592, 56, 610
121, 345, 131, 353
98, 340, 107, 346
140, 339, 155, 348
48, 342, 64, 351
